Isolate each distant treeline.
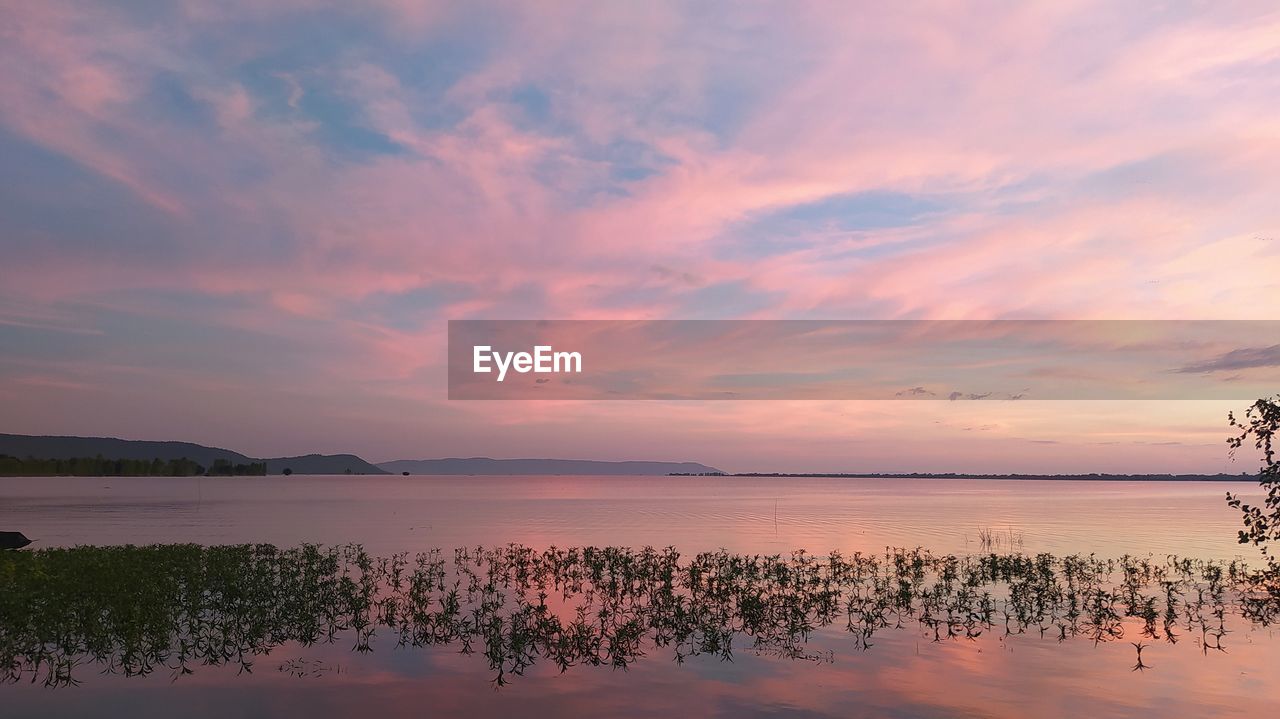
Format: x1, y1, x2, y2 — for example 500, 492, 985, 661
672, 472, 1262, 481
0, 455, 265, 477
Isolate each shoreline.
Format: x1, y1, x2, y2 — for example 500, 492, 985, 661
674, 472, 1260, 482
1, 472, 1261, 482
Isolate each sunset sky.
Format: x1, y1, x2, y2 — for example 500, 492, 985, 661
2, 1, 1278, 472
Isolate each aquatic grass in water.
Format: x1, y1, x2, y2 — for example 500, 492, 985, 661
975, 526, 1024, 551
1, 543, 1278, 687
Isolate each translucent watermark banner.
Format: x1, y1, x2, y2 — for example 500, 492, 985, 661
447, 320, 1280, 400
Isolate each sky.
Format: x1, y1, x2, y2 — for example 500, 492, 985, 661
1, 1, 1278, 472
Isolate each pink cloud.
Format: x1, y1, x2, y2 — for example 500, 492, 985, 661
1, 1, 1278, 468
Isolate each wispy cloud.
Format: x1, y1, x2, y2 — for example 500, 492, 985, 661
1176, 344, 1280, 374
1, 1, 1278, 468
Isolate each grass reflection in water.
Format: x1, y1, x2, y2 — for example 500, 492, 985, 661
2, 543, 1278, 687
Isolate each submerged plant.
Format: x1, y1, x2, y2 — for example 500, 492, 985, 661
2, 543, 1276, 688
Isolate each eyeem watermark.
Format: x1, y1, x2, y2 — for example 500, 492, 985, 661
473, 345, 582, 382
449, 319, 1280, 399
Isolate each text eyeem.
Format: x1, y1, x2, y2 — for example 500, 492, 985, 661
473, 345, 582, 382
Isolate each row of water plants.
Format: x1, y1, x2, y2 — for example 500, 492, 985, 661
3, 541, 1278, 687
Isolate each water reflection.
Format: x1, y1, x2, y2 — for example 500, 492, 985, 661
2, 543, 1277, 688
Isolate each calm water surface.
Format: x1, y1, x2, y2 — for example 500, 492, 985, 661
2, 476, 1277, 718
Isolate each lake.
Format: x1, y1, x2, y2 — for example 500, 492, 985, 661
2, 476, 1277, 717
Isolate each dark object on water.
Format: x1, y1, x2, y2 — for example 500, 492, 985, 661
402, 471, 410, 476
1, 531, 33, 549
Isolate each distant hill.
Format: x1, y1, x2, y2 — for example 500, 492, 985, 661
378, 457, 724, 475
0, 433, 252, 467
0, 434, 387, 476
264, 454, 388, 475
0, 435, 714, 477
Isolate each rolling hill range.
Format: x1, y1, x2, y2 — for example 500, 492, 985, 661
0, 434, 721, 476
0, 434, 387, 475
0, 433, 253, 467
377, 458, 724, 475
